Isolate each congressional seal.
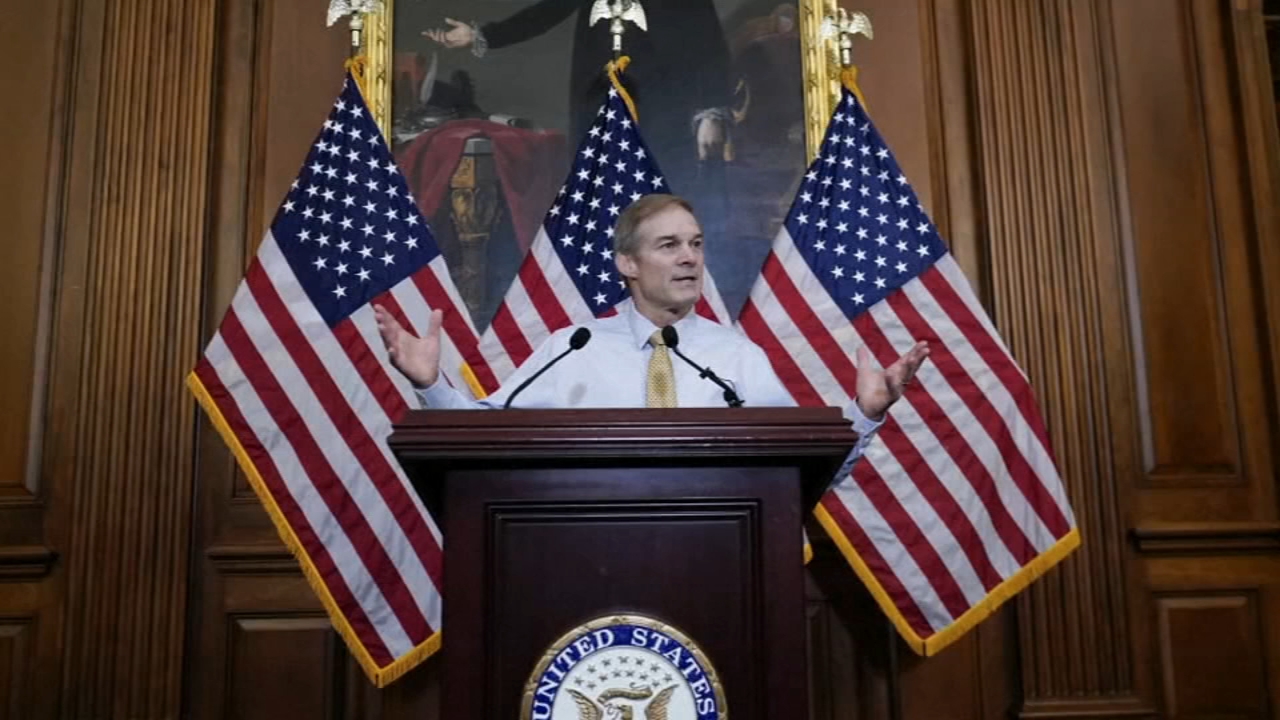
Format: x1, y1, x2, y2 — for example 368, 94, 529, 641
521, 614, 728, 720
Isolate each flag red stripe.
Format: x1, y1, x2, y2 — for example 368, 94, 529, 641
882, 286, 1042, 562
489, 301, 535, 369
759, 255, 981, 607
917, 269, 1070, 537
919, 269, 1055, 461
864, 408, 1005, 591
196, 357, 395, 666
374, 292, 417, 336
217, 307, 431, 642
695, 297, 717, 322
246, 263, 444, 598
331, 318, 408, 421
737, 299, 825, 406
851, 448, 973, 619
519, 259, 573, 335
409, 267, 501, 395
762, 253, 859, 397
819, 491, 936, 638
854, 310, 1036, 571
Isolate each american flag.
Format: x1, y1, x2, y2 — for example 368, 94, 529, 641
187, 75, 487, 686
476, 86, 731, 381
737, 86, 1079, 654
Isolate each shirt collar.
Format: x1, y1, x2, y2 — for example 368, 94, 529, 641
624, 300, 702, 349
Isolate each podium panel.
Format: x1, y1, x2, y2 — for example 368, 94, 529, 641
389, 408, 857, 720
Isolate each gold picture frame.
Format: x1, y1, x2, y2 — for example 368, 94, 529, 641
357, 0, 844, 163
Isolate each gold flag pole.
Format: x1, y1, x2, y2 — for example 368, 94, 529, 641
821, 8, 873, 110
327, 0, 390, 134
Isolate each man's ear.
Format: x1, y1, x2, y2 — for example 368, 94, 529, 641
615, 252, 637, 282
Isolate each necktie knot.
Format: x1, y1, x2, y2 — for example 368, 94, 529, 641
649, 329, 666, 348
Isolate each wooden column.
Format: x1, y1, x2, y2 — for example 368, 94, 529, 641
968, 1, 1280, 717
33, 0, 216, 716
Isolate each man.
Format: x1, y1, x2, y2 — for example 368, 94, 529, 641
375, 195, 927, 456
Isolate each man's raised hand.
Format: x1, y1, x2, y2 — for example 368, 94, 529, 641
374, 305, 443, 388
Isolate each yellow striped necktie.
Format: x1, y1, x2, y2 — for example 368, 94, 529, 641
646, 329, 677, 408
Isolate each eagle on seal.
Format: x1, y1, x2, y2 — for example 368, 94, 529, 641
567, 685, 677, 720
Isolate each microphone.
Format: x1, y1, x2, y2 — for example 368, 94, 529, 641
503, 327, 591, 409
660, 325, 744, 408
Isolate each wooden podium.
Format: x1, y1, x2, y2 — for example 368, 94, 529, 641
389, 407, 858, 720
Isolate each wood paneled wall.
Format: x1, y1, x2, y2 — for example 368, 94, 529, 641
1, 0, 1277, 718
2, 0, 216, 716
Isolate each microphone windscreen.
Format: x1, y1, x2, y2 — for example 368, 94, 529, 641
660, 325, 679, 349
569, 327, 592, 350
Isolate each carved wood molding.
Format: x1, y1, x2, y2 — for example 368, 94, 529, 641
39, 0, 219, 715
968, 0, 1138, 707
1018, 698, 1158, 720
1131, 523, 1280, 554
391, 407, 859, 461
206, 545, 301, 575
0, 546, 57, 580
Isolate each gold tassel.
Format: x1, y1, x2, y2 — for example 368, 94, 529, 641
605, 55, 640, 122
345, 54, 371, 100
840, 66, 869, 110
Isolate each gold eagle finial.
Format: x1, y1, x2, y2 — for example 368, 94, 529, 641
589, 0, 649, 56
820, 8, 874, 67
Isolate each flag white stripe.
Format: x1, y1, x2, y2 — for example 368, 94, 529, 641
476, 316, 518, 383
475, 294, 518, 383
503, 276, 553, 366
774, 232, 873, 357
789, 291, 1001, 604
699, 269, 731, 323
205, 329, 417, 657
919, 263, 1069, 526
430, 255, 482, 337
863, 428, 991, 606
767, 231, 1038, 596
246, 243, 443, 629
425, 255, 488, 396
896, 280, 1063, 552
756, 239, 992, 607
933, 256, 1019, 375
748, 277, 849, 406
777, 233, 1051, 568
828, 473, 955, 631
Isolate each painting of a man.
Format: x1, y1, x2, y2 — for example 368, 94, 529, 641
391, 0, 806, 323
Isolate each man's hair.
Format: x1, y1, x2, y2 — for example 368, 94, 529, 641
612, 194, 697, 257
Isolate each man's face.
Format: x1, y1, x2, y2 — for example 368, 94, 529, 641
614, 205, 705, 317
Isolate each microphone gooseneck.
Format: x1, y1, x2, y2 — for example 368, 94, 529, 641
503, 327, 593, 409
659, 325, 743, 408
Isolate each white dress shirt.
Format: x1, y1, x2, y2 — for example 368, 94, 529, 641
416, 303, 884, 468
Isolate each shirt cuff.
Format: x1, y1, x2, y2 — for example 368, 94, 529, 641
472, 21, 489, 57
414, 376, 453, 409
844, 399, 885, 437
